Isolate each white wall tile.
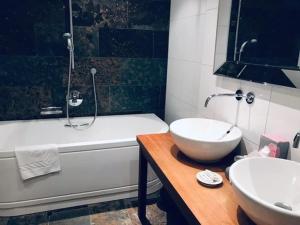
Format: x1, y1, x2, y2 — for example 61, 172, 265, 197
217, 0, 232, 26
215, 26, 229, 55
166, 58, 201, 106
240, 138, 259, 155
166, 0, 300, 157
165, 93, 198, 124
237, 81, 272, 144
213, 77, 241, 124
206, 0, 219, 11
168, 15, 205, 62
214, 53, 226, 70
201, 9, 218, 66
170, 0, 206, 21
197, 65, 219, 118
266, 86, 300, 142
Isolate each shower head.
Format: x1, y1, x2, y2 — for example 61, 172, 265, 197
239, 39, 258, 53
250, 39, 258, 44
237, 38, 258, 63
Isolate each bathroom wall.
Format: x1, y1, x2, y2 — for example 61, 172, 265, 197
165, 0, 300, 161
0, 0, 170, 121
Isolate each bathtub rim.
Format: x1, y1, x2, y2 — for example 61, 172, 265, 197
0, 113, 169, 158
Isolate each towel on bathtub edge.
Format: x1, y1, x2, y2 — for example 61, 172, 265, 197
15, 144, 61, 180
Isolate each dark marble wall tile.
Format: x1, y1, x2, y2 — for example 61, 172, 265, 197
0, 0, 65, 56
74, 26, 99, 57
30, 0, 65, 25
0, 0, 170, 121
159, 86, 166, 109
110, 85, 161, 113
0, 86, 52, 121
99, 28, 153, 58
0, 56, 66, 87
128, 0, 171, 30
72, 0, 128, 28
63, 58, 167, 87
0, 1, 35, 55
110, 58, 167, 85
62, 57, 112, 86
153, 31, 169, 58
34, 24, 66, 57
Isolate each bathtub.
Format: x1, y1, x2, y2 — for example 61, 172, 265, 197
0, 114, 168, 217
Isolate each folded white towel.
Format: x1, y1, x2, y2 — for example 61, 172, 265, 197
15, 144, 61, 180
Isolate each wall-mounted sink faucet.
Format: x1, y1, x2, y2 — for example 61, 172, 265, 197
204, 89, 255, 107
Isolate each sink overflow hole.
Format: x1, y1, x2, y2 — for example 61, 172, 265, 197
274, 202, 293, 211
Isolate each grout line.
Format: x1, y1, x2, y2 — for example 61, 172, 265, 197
243, 136, 259, 147
168, 56, 217, 67
168, 56, 203, 64
166, 92, 198, 112
169, 12, 206, 23
152, 31, 155, 58
263, 85, 273, 135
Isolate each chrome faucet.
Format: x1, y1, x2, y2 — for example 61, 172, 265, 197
238, 39, 258, 63
204, 89, 255, 107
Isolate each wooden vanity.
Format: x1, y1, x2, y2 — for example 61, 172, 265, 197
137, 133, 255, 225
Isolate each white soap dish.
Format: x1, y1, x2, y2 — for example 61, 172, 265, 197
196, 169, 223, 187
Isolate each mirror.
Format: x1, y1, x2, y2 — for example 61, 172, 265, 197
214, 0, 300, 88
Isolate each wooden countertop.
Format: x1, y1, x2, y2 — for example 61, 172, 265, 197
137, 133, 254, 225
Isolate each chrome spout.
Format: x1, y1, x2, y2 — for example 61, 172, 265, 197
204, 90, 244, 107
238, 39, 258, 63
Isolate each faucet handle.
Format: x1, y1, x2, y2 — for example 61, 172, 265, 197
236, 89, 255, 104
235, 89, 244, 101
246, 92, 255, 104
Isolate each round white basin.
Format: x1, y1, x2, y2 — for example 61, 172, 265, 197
230, 157, 300, 225
170, 118, 242, 162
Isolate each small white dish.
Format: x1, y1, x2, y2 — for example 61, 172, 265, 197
196, 170, 223, 187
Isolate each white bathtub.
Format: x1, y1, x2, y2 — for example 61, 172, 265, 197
0, 114, 168, 216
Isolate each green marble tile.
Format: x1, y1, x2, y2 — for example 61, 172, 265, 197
49, 206, 90, 225
49, 216, 90, 225
0, 218, 8, 225
89, 200, 124, 214
7, 212, 48, 225
110, 85, 161, 114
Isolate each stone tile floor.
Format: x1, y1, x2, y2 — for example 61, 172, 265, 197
0, 192, 182, 225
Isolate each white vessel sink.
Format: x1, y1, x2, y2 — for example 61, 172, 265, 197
170, 118, 242, 162
230, 157, 300, 225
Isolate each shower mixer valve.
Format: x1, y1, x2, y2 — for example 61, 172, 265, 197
67, 90, 83, 107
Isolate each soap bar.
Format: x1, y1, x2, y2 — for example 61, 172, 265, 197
259, 134, 289, 159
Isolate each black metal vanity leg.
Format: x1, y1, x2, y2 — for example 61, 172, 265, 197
138, 147, 148, 223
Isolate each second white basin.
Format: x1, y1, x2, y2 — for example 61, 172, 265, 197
230, 157, 300, 225
170, 118, 242, 162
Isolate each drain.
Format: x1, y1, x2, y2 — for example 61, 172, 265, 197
274, 202, 293, 211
